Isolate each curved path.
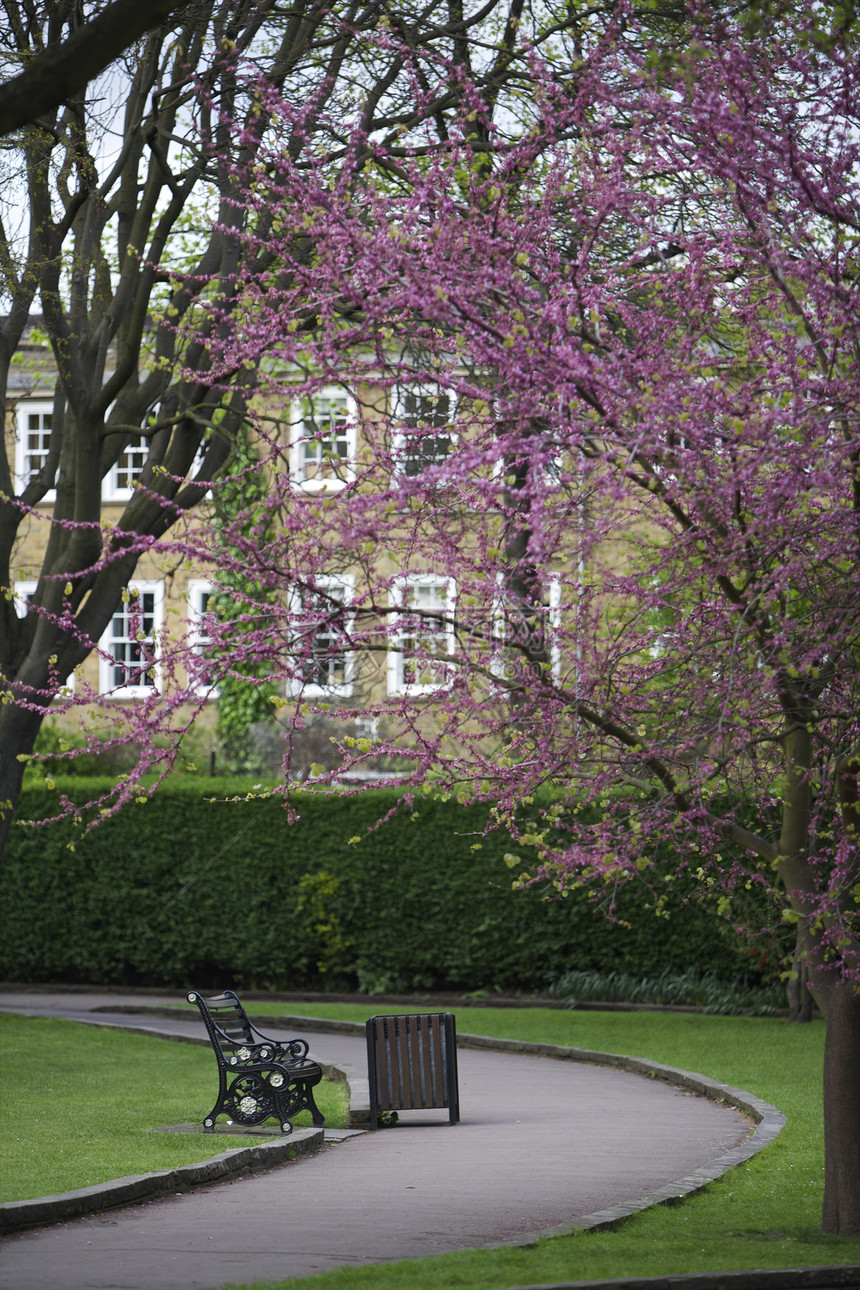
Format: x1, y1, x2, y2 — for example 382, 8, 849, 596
0, 990, 778, 1290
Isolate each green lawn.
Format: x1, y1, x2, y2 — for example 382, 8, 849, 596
0, 1013, 349, 1202
212, 1002, 860, 1290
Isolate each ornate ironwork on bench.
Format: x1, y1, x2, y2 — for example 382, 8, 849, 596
187, 989, 325, 1136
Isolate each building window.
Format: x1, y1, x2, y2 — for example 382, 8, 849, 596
392, 384, 455, 476
289, 575, 355, 698
14, 403, 55, 495
387, 575, 456, 696
105, 438, 149, 501
12, 580, 37, 619
13, 580, 76, 695
492, 574, 562, 683
187, 579, 219, 696
290, 389, 356, 491
99, 582, 163, 697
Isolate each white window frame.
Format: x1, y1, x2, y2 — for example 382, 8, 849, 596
12, 579, 37, 619
104, 434, 150, 502
288, 574, 355, 698
14, 401, 56, 499
491, 573, 561, 683
99, 581, 164, 698
13, 579, 76, 695
387, 574, 456, 697
289, 388, 357, 492
391, 383, 456, 478
547, 575, 562, 681
187, 579, 220, 698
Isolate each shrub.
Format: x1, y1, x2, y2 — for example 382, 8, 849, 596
549, 967, 786, 1016
0, 781, 780, 994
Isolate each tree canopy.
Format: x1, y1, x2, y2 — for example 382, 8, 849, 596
146, 0, 857, 1230
3, 0, 859, 1234
1, 0, 571, 856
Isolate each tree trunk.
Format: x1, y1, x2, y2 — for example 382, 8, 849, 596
780, 726, 860, 1231
0, 704, 46, 874
820, 982, 860, 1234
787, 929, 814, 1022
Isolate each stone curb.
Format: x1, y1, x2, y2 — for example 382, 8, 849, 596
498, 1270, 860, 1290
455, 1034, 784, 1241
0, 1126, 323, 1236
3, 982, 817, 1018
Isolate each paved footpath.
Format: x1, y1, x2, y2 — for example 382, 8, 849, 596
0, 990, 765, 1290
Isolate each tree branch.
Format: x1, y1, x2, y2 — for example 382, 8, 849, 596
0, 0, 193, 136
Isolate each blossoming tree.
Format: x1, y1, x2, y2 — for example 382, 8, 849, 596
169, 2, 857, 1231
0, 0, 568, 858
6, 0, 859, 1232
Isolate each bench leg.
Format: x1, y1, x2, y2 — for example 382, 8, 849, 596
202, 1099, 223, 1132
202, 1080, 227, 1131
303, 1082, 325, 1128
273, 1078, 326, 1131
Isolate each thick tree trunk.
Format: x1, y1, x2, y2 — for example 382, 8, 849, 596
0, 704, 46, 874
820, 983, 860, 1234
780, 727, 860, 1232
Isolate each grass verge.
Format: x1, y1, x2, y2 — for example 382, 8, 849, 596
0, 1013, 349, 1202
213, 1002, 860, 1289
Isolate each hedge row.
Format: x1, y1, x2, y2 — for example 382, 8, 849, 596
0, 781, 778, 993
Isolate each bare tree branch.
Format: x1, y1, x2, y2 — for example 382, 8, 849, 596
0, 0, 193, 136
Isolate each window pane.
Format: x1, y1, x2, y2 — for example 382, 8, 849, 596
301, 395, 350, 479
397, 388, 452, 474
402, 582, 448, 687
300, 583, 350, 690
114, 440, 148, 491
109, 591, 157, 689
24, 411, 52, 483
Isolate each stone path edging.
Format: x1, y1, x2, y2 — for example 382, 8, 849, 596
0, 1007, 785, 1242
499, 1269, 860, 1290
0, 1126, 323, 1235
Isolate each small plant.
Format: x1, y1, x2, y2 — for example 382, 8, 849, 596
549, 967, 785, 1016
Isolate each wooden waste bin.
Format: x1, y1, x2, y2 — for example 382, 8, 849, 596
366, 1012, 460, 1128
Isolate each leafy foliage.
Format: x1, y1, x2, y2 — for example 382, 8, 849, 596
208, 430, 282, 768
550, 967, 785, 1015
0, 783, 777, 994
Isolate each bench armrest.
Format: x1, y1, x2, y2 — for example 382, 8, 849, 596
268, 1037, 311, 1062
244, 1023, 310, 1063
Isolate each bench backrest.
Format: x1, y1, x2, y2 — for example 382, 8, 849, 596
187, 990, 259, 1065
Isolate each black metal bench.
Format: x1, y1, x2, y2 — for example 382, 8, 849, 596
187, 989, 325, 1135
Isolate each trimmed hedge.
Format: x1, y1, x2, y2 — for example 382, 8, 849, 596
0, 781, 776, 993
